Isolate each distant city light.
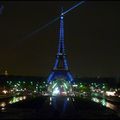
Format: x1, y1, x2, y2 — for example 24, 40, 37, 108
0, 102, 6, 107
1, 107, 5, 110
106, 91, 115, 96
101, 99, 106, 106
19, 97, 23, 101
73, 84, 78, 87
2, 90, 8, 94
23, 96, 26, 99
92, 97, 99, 103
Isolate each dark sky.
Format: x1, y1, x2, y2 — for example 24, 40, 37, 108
0, 1, 120, 77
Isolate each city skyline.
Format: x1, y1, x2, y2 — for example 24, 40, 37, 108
0, 1, 120, 77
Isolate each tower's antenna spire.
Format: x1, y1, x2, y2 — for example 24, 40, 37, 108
57, 6, 65, 55
61, 7, 64, 16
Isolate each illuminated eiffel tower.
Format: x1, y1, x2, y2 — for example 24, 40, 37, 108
47, 9, 74, 84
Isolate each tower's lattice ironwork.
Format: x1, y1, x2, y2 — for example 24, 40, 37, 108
47, 10, 74, 84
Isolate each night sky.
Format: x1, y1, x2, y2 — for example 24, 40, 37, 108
0, 1, 120, 77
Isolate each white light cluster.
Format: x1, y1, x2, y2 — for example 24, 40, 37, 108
2, 90, 8, 94
52, 87, 60, 96
72, 84, 78, 87
106, 91, 115, 96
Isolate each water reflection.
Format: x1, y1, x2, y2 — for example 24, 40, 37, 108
62, 98, 68, 112
9, 96, 26, 104
49, 97, 69, 113
0, 102, 6, 112
49, 96, 118, 113
51, 97, 57, 109
0, 96, 27, 112
91, 97, 118, 111
106, 102, 117, 111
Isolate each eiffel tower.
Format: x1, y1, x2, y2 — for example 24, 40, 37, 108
47, 9, 74, 84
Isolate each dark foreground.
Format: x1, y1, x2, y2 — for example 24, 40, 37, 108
0, 96, 119, 119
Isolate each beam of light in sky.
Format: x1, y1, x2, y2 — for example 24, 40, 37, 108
21, 16, 60, 41
23, 1, 85, 40
13, 16, 60, 48
15, 1, 85, 46
62, 1, 85, 16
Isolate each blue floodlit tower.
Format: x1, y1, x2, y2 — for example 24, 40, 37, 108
47, 9, 74, 84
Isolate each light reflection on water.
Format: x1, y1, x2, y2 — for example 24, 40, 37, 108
0, 95, 119, 114
9, 96, 26, 104
0, 96, 27, 112
49, 96, 119, 112
91, 97, 118, 111
49, 97, 69, 112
